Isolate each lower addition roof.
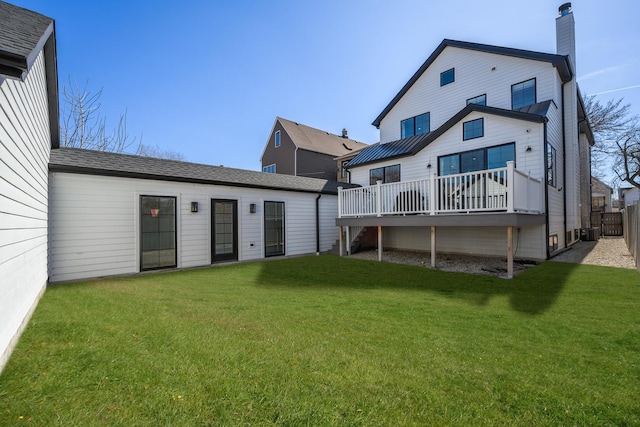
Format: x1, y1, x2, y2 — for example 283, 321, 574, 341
49, 148, 359, 195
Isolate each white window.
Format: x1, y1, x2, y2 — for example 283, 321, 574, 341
263, 164, 276, 173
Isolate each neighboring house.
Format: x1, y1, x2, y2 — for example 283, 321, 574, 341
619, 187, 640, 208
0, 2, 59, 371
48, 148, 352, 283
337, 3, 594, 277
591, 176, 613, 212
335, 143, 376, 183
260, 117, 368, 181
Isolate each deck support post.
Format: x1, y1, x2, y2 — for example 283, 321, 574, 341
346, 226, 351, 256
339, 226, 343, 257
377, 225, 383, 262
431, 226, 437, 268
507, 226, 514, 279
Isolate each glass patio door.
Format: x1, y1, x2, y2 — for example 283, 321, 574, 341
211, 199, 238, 263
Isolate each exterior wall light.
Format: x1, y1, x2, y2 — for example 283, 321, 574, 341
249, 203, 257, 213
190, 202, 198, 213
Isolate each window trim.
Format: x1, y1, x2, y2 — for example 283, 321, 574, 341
466, 94, 487, 106
140, 195, 177, 271
264, 201, 285, 257
369, 164, 401, 185
463, 118, 484, 141
262, 164, 276, 173
511, 78, 536, 110
440, 68, 455, 86
547, 144, 557, 187
437, 142, 515, 176
400, 112, 430, 139
274, 130, 281, 148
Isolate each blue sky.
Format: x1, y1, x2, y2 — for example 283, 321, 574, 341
10, 0, 640, 180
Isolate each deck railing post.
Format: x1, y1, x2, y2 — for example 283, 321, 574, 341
506, 161, 515, 213
430, 173, 436, 215
337, 187, 343, 218
376, 180, 382, 217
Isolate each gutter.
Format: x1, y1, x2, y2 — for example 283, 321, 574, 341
544, 122, 550, 259
561, 82, 568, 249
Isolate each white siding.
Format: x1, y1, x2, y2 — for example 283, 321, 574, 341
379, 47, 559, 143
351, 112, 546, 186
48, 172, 340, 283
0, 52, 51, 370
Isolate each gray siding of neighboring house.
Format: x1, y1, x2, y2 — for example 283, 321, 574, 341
261, 122, 295, 176
296, 149, 338, 181
0, 51, 51, 371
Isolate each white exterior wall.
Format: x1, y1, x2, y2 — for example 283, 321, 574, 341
351, 112, 546, 186
0, 52, 51, 370
378, 47, 559, 144
545, 91, 567, 251
48, 172, 340, 283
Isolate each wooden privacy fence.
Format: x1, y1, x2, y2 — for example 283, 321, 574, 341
591, 211, 624, 236
623, 201, 639, 272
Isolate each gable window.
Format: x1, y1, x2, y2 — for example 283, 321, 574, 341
440, 68, 455, 86
467, 94, 486, 106
275, 130, 281, 148
140, 196, 176, 271
463, 118, 484, 140
512, 78, 536, 109
401, 112, 430, 138
547, 144, 557, 187
438, 143, 514, 176
369, 164, 400, 185
262, 164, 276, 173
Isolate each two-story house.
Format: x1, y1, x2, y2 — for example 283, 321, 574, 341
336, 3, 594, 277
261, 117, 368, 181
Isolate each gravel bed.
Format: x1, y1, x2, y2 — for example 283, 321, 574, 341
348, 237, 636, 278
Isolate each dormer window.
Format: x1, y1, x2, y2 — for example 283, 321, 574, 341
401, 112, 430, 138
440, 68, 455, 86
512, 78, 536, 109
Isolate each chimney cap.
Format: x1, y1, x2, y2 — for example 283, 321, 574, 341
341, 128, 348, 138
558, 2, 572, 16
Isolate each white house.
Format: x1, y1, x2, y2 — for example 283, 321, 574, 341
0, 2, 59, 371
337, 3, 594, 277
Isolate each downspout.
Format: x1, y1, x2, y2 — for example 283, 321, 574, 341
561, 81, 568, 249
294, 147, 299, 176
315, 193, 322, 255
544, 122, 551, 259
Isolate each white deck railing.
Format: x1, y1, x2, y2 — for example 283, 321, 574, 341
338, 162, 543, 218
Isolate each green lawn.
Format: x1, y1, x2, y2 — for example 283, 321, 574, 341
1, 256, 638, 426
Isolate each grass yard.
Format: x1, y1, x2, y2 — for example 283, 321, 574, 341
1, 255, 638, 426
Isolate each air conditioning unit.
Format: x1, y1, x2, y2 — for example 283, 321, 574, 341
580, 227, 599, 241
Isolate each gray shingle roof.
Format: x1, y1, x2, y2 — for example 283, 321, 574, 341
0, 1, 54, 79
348, 103, 549, 168
372, 39, 572, 128
49, 148, 359, 194
277, 117, 369, 156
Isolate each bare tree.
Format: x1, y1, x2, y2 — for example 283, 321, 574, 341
136, 143, 185, 161
61, 78, 138, 153
60, 78, 185, 161
584, 95, 640, 190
